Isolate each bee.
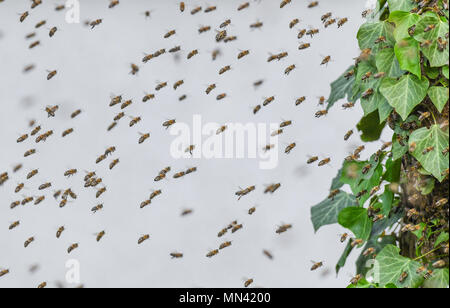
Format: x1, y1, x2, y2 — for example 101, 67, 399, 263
155, 82, 167, 91
231, 224, 243, 233
110, 95, 122, 107
205, 84, 217, 95
350, 274, 362, 285
198, 25, 211, 34
29, 40, 40, 49
172, 80, 184, 90
138, 132, 150, 144
250, 21, 264, 29
164, 29, 176, 39
328, 189, 340, 200
244, 279, 254, 288
212, 49, 221, 61
418, 111, 431, 122
109, 159, 119, 170
220, 19, 231, 28
433, 260, 446, 268
206, 249, 219, 258
362, 9, 373, 18
285, 143, 296, 154
380, 141, 392, 152
24, 149, 36, 157
306, 28, 319, 37
280, 120, 292, 128
238, 2, 250, 11
324, 18, 336, 28
422, 146, 434, 155
149, 189, 162, 201
187, 49, 198, 59
108, 0, 119, 8
173, 170, 185, 179
285, 64, 296, 75
62, 128, 74, 137
295, 97, 306, 106
280, 0, 292, 8
399, 272, 408, 283
344, 130, 354, 141
218, 228, 228, 237
216, 125, 227, 135
138, 234, 150, 245
318, 158, 331, 166
91, 204, 103, 213
0, 268, 9, 277
12, 164, 22, 173
45, 69, 58, 81
340, 233, 348, 243
307, 156, 319, 164
224, 36, 238, 43
113, 112, 125, 122
337, 18, 348, 28
96, 187, 107, 198
424, 24, 436, 32
276, 224, 292, 234
435, 198, 448, 208
219, 241, 232, 250
361, 88, 375, 99
37, 282, 47, 289
96, 154, 107, 164
204, 6, 216, 13
25, 32, 36, 39
437, 37, 448, 52
216, 30, 227, 42
373, 213, 384, 223
17, 134, 28, 143
315, 110, 328, 118
10, 201, 20, 209
420, 40, 433, 48
127, 63, 139, 76
442, 147, 449, 156
23, 64, 35, 73
9, 221, 20, 230
219, 65, 231, 75
271, 129, 284, 136
20, 11, 29, 22
15, 183, 25, 193
406, 208, 419, 219
308, 1, 319, 8
179, 94, 187, 101
186, 167, 197, 175
321, 12, 332, 22
263, 144, 275, 152
374, 72, 386, 79
35, 20, 46, 29
22, 196, 34, 205
298, 43, 311, 50
84, 171, 96, 182
248, 206, 256, 215
298, 29, 307, 39
238, 50, 250, 59
401, 224, 421, 233
361, 71, 372, 82
163, 119, 176, 129
171, 252, 184, 259
129, 116, 141, 127
31, 0, 42, 9
169, 46, 181, 54
142, 53, 154, 63
24, 237, 34, 248
47, 26, 58, 38
235, 185, 255, 200
67, 243, 79, 254
362, 164, 372, 175
321, 56, 331, 65
38, 182, 51, 190
181, 209, 193, 216
90, 19, 103, 29
263, 96, 275, 106
96, 230, 105, 242
53, 190, 62, 199
179, 2, 185, 12
318, 96, 326, 105
191, 6, 202, 15
351, 239, 364, 247
153, 49, 166, 57
290, 19, 300, 29
263, 250, 274, 260
56, 226, 65, 238
344, 69, 355, 79
264, 183, 281, 194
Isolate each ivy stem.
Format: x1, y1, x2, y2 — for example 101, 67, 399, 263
413, 246, 441, 261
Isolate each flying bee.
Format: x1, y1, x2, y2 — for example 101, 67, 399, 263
187, 49, 198, 59
114, 112, 125, 122
108, 0, 119, 8
17, 134, 28, 143
308, 1, 319, 8
35, 20, 46, 28
238, 2, 250, 11
340, 233, 348, 243
109, 159, 119, 170
399, 272, 408, 283
181, 209, 193, 216
23, 64, 35, 73
164, 29, 176, 38
264, 183, 281, 194
344, 69, 355, 79
155, 82, 167, 91
216, 93, 227, 101
163, 119, 176, 129
96, 187, 107, 198
204, 5, 216, 13
307, 156, 319, 164
262, 96, 275, 106
10, 201, 20, 209
263, 144, 275, 152
53, 190, 62, 199
280, 0, 292, 8
290, 18, 299, 29
362, 164, 372, 174
276, 224, 292, 234
321, 12, 332, 22
198, 25, 211, 34
216, 125, 227, 135
422, 146, 434, 155
318, 96, 326, 105
149, 189, 162, 200
324, 18, 336, 28
248, 206, 256, 215
171, 252, 184, 259
298, 43, 311, 50
142, 53, 154, 63
418, 111, 431, 122
424, 24, 436, 32
46, 69, 58, 80
25, 32, 36, 39
212, 49, 221, 61
219, 241, 232, 250
185, 145, 195, 155
220, 19, 231, 28
24, 237, 34, 248
91, 204, 103, 213
437, 37, 448, 51
138, 234, 150, 245
401, 224, 420, 233
129, 116, 141, 127
238, 50, 250, 59
249, 20, 264, 29
15, 183, 25, 193
29, 40, 40, 49
62, 128, 74, 137
295, 96, 306, 106
206, 249, 219, 258
298, 29, 307, 39
271, 129, 283, 137
140, 199, 151, 209
96, 154, 107, 164
219, 65, 231, 75
231, 224, 243, 233
337, 18, 348, 28
55, 226, 65, 239
154, 48, 166, 57
38, 182, 51, 190
169, 46, 181, 53
318, 158, 331, 166
224, 36, 238, 43
9, 221, 20, 230
315, 110, 328, 118
67, 243, 79, 254
285, 64, 296, 75
13, 164, 22, 173
280, 120, 292, 128
0, 269, 9, 277
31, 0, 42, 9
218, 228, 228, 237
243, 279, 254, 288
96, 230, 105, 242
110, 95, 122, 106
306, 28, 319, 37
191, 6, 202, 15
285, 143, 296, 154
328, 189, 340, 200
321, 56, 331, 65
216, 30, 227, 42
179, 1, 185, 12
235, 186, 255, 200
351, 239, 364, 247
90, 19, 102, 29
24, 149, 36, 157
205, 84, 216, 95
20, 11, 29, 22
128, 63, 139, 75
138, 132, 150, 144
22, 196, 34, 205
344, 130, 353, 141
185, 167, 197, 175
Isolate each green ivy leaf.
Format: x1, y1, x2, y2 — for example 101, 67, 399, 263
310, 192, 358, 232
427, 86, 449, 113
378, 99, 394, 123
357, 21, 395, 53
388, 11, 420, 41
424, 268, 449, 288
376, 245, 424, 288
357, 111, 386, 142
379, 187, 394, 216
375, 47, 404, 78
380, 75, 429, 120
387, 0, 416, 12
356, 235, 397, 275
394, 37, 421, 78
414, 13, 449, 67
326, 66, 355, 110
434, 232, 449, 248
409, 125, 449, 182
346, 278, 374, 288
443, 66, 449, 79
417, 177, 435, 195
336, 240, 354, 274
383, 157, 401, 182
330, 165, 344, 190
392, 133, 408, 160
338, 207, 373, 241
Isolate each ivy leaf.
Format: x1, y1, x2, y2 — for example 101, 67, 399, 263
346, 278, 374, 288
310, 192, 358, 232
383, 157, 401, 183
379, 187, 394, 216
427, 86, 449, 113
378, 99, 394, 123
380, 75, 429, 120
434, 232, 449, 248
424, 268, 449, 288
375, 47, 404, 78
357, 21, 395, 53
392, 133, 408, 160
336, 240, 354, 274
394, 37, 421, 78
414, 13, 449, 67
338, 207, 373, 241
387, 0, 416, 12
408, 125, 449, 182
388, 11, 420, 41
356, 235, 397, 275
330, 165, 344, 190
357, 111, 386, 142
326, 66, 355, 110
443, 66, 449, 79
376, 245, 424, 288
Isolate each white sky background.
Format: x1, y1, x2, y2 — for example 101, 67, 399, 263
0, 0, 385, 288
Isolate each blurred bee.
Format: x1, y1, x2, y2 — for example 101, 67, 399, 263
295, 96, 306, 106
306, 28, 319, 37
318, 158, 331, 166
372, 213, 384, 222
53, 190, 62, 199
96, 154, 107, 164
321, 12, 332, 22
276, 224, 292, 234
20, 11, 29, 22
142, 53, 154, 63
164, 30, 176, 38
344, 130, 353, 141
10, 201, 20, 209
337, 18, 348, 28
420, 40, 432, 48
276, 52, 288, 60
318, 96, 326, 105
362, 9, 373, 18
15, 183, 25, 193
263, 250, 274, 260
22, 197, 34, 205
96, 230, 105, 242
224, 36, 238, 43
206, 249, 219, 258
191, 6, 202, 15
37, 282, 47, 289
96, 187, 107, 198
280, 120, 292, 128
307, 156, 319, 164
374, 72, 386, 79
35, 20, 46, 28
212, 49, 221, 61
220, 19, 231, 28
70, 109, 82, 119
31, 0, 42, 9
13, 164, 22, 173
186, 167, 197, 175
129, 116, 141, 127
244, 279, 254, 288
374, 36, 386, 44
422, 146, 434, 155
163, 119, 176, 129
231, 224, 243, 233
250, 21, 263, 29
216, 125, 227, 135
170, 252, 184, 259
442, 147, 449, 156
153, 49, 166, 57
433, 260, 446, 268
308, 1, 319, 8
238, 2, 250, 11
56, 226, 65, 238
216, 30, 227, 42
67, 243, 79, 254
437, 37, 447, 52
179, 2, 185, 12
340, 233, 348, 243
219, 65, 231, 75
219, 241, 232, 250
204, 6, 216, 13
401, 224, 421, 233
321, 56, 331, 65
129, 63, 139, 75
363, 247, 375, 257
285, 143, 296, 154
406, 208, 419, 219
149, 189, 162, 201
424, 24, 436, 32
350, 274, 362, 285
280, 0, 292, 8
23, 64, 35, 73
298, 43, 311, 50
285, 64, 296, 75
324, 18, 336, 28
263, 144, 275, 152
91, 204, 103, 213
265, 183, 281, 194
155, 82, 167, 91
315, 110, 328, 118
169, 46, 181, 53
236, 186, 255, 200
62, 128, 74, 137
24, 149, 36, 157
328, 189, 340, 200
29, 40, 40, 49
90, 19, 102, 29
290, 19, 299, 28
344, 69, 355, 79
109, 159, 119, 170
25, 32, 36, 39
24, 237, 34, 248
187, 49, 198, 59
38, 183, 51, 190
362, 88, 374, 99
361, 71, 372, 82
435, 198, 448, 208
298, 29, 307, 39
362, 164, 372, 174
181, 209, 193, 216
263, 96, 275, 106
238, 50, 250, 59
351, 239, 364, 247
9, 221, 20, 230
418, 111, 431, 122
17, 134, 28, 143
108, 0, 119, 8
0, 269, 9, 277
218, 228, 228, 237
138, 234, 150, 245
399, 272, 408, 283
198, 25, 211, 34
